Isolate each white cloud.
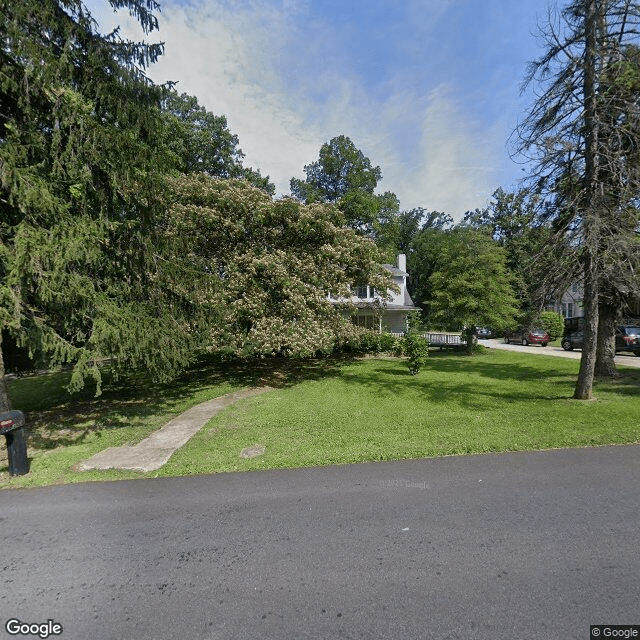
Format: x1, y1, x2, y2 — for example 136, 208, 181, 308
383, 85, 500, 216
87, 0, 505, 219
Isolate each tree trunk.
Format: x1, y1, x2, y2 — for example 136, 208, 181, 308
575, 253, 599, 399
463, 326, 475, 356
0, 332, 12, 413
575, 0, 601, 401
595, 299, 619, 377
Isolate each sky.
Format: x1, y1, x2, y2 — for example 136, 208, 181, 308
89, 0, 557, 220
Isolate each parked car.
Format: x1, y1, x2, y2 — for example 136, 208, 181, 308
561, 325, 640, 355
616, 326, 640, 356
476, 327, 494, 339
562, 330, 583, 351
504, 327, 550, 347
563, 316, 584, 335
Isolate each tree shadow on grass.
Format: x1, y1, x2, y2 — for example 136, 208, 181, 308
593, 369, 640, 398
5, 354, 348, 455
175, 353, 347, 403
369, 352, 636, 406
337, 355, 578, 411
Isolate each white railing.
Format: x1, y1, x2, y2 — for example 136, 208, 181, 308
389, 331, 467, 345
423, 332, 464, 345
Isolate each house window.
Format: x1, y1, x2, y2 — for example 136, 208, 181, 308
567, 303, 574, 318
355, 284, 368, 298
352, 315, 378, 330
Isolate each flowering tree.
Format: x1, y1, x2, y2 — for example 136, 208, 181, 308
165, 174, 394, 357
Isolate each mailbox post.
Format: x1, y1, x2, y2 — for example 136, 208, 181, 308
0, 410, 29, 476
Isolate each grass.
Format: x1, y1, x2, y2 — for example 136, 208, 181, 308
2, 349, 640, 489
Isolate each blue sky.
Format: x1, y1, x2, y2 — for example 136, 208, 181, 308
91, 0, 555, 219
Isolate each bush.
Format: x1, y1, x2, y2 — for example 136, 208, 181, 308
331, 328, 407, 358
538, 311, 565, 340
358, 331, 382, 353
333, 328, 384, 355
405, 332, 428, 375
393, 337, 406, 357
379, 332, 398, 353
471, 342, 488, 355
332, 329, 406, 356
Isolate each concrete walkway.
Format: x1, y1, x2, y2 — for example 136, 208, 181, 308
77, 387, 272, 473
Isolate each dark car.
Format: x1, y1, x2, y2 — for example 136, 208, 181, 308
616, 326, 640, 356
562, 325, 640, 355
476, 327, 494, 339
504, 327, 550, 347
562, 330, 583, 351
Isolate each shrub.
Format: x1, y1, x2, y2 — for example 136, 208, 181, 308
332, 327, 385, 355
538, 311, 565, 340
405, 332, 428, 374
358, 331, 382, 353
393, 337, 406, 357
471, 342, 488, 355
379, 332, 397, 353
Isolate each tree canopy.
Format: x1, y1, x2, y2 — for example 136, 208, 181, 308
428, 228, 520, 354
462, 188, 557, 323
0, 0, 196, 407
161, 90, 275, 193
290, 134, 382, 204
165, 174, 394, 357
290, 135, 400, 238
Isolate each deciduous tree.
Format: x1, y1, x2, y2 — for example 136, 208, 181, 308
428, 229, 520, 355
463, 188, 556, 323
161, 90, 274, 193
165, 174, 394, 357
405, 212, 454, 313
290, 135, 398, 237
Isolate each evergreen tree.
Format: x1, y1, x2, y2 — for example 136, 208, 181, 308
0, 0, 207, 408
515, 0, 640, 398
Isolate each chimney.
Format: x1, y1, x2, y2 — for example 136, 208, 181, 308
397, 254, 406, 273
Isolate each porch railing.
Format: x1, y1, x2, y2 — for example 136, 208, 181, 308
389, 331, 467, 345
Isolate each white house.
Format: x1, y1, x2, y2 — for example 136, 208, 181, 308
330, 254, 419, 334
546, 282, 584, 319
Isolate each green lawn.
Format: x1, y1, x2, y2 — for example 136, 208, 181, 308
2, 350, 640, 489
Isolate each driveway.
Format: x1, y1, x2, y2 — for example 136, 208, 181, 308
480, 338, 640, 368
2, 446, 640, 640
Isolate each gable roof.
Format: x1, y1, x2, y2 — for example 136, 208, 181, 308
382, 263, 408, 277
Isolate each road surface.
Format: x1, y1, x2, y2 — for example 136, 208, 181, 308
2, 447, 640, 639
480, 338, 640, 368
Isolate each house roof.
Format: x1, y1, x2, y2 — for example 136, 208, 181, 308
385, 288, 417, 311
403, 288, 416, 309
350, 288, 417, 311
382, 264, 408, 276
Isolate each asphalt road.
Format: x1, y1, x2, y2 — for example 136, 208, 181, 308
480, 338, 640, 368
2, 447, 640, 640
